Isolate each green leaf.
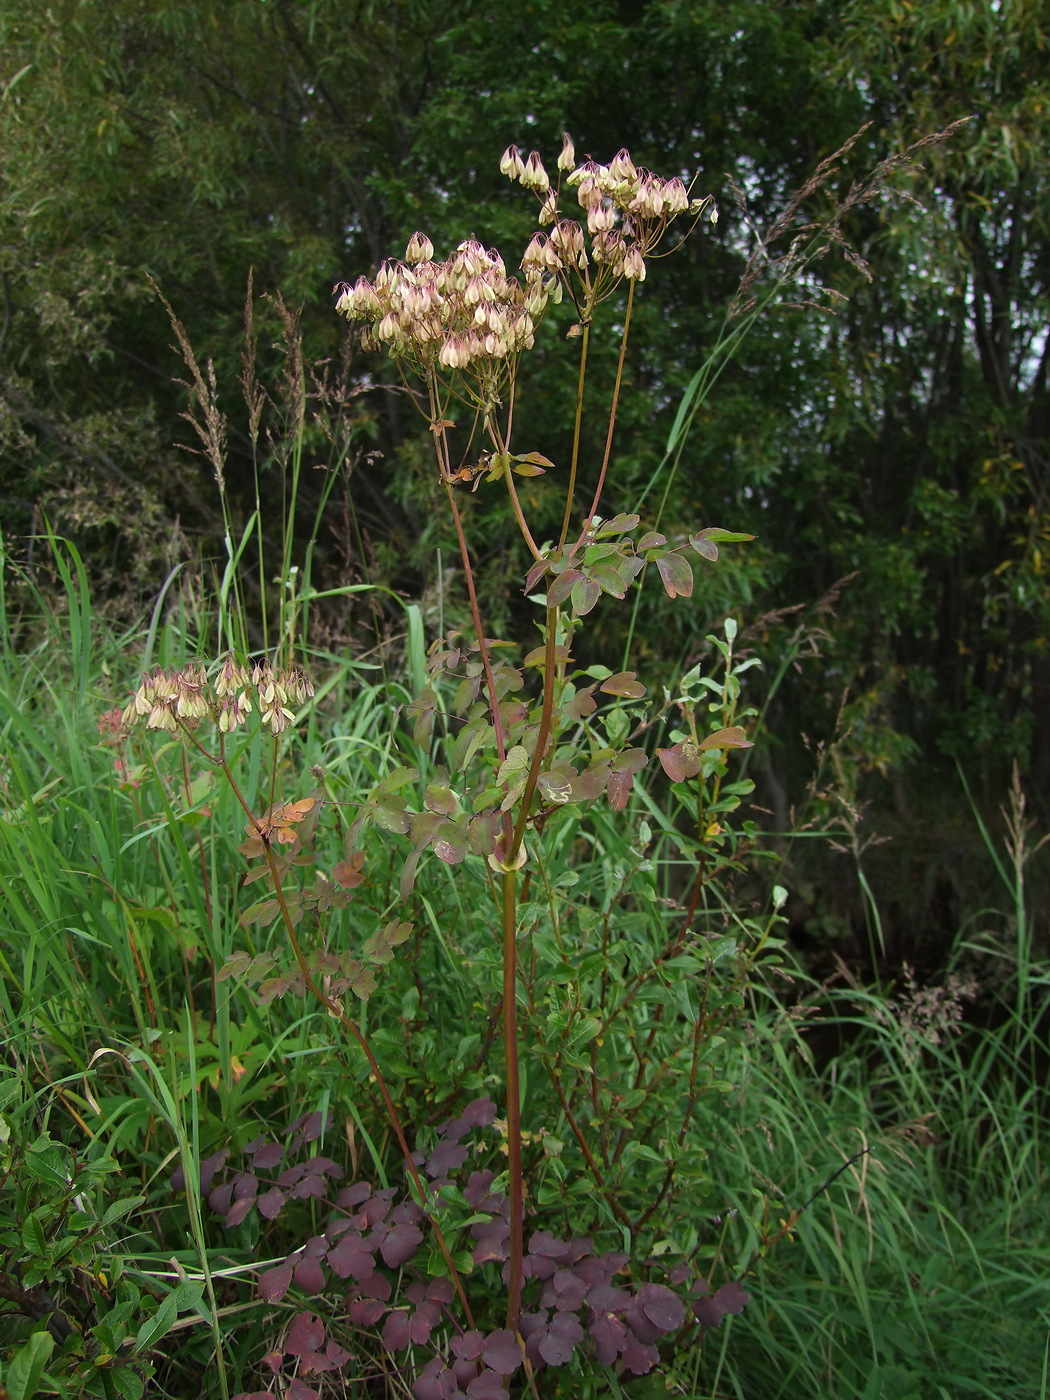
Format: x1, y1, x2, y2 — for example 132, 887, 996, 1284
599, 671, 646, 699
21, 1212, 49, 1260
656, 551, 694, 599
571, 575, 601, 615
5, 1331, 55, 1400
594, 512, 640, 538
693, 527, 756, 543
134, 1288, 180, 1354
698, 726, 753, 751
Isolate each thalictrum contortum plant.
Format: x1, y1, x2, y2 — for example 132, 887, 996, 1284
122, 137, 754, 1385
333, 134, 748, 1341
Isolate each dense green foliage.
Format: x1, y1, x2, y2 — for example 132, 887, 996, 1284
0, 537, 1046, 1398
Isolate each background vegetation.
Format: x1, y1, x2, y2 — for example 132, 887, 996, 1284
1, 1, 1047, 1397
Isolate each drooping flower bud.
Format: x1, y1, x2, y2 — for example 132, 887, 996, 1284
622, 245, 647, 281
500, 144, 525, 181
609, 148, 637, 185
522, 151, 550, 194
405, 231, 435, 264
557, 133, 576, 172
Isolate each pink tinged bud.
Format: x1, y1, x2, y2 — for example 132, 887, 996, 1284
500, 144, 525, 180
457, 240, 487, 276
405, 231, 434, 264
215, 655, 248, 698
147, 701, 177, 733
523, 152, 550, 193
664, 177, 688, 213
524, 283, 549, 317
539, 190, 557, 226
557, 132, 576, 172
377, 313, 400, 342
609, 148, 637, 183
587, 202, 617, 234
623, 245, 647, 281
439, 335, 470, 369
575, 175, 601, 210
522, 232, 560, 273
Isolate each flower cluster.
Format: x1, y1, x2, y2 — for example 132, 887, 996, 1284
335, 236, 556, 390
335, 136, 714, 383
502, 134, 716, 286
122, 657, 313, 737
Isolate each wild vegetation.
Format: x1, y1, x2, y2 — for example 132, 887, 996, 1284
1, 2, 1048, 1397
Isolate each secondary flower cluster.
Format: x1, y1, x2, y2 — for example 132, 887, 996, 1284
122, 657, 314, 737
504, 133, 716, 284
335, 235, 555, 384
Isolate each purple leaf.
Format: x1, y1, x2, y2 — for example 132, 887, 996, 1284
410, 1360, 445, 1400
198, 1148, 228, 1193
453, 1358, 479, 1388
327, 1235, 376, 1280
410, 1299, 443, 1344
233, 1173, 258, 1201
451, 1330, 485, 1361
380, 1223, 424, 1268
714, 1280, 751, 1314
587, 1282, 630, 1311
359, 1271, 392, 1301
287, 1382, 320, 1400
547, 568, 584, 609
547, 1269, 587, 1311
621, 1334, 659, 1375
291, 1174, 327, 1200
209, 1182, 233, 1216
692, 1296, 723, 1328
298, 1111, 326, 1144
538, 1312, 583, 1366
481, 1330, 523, 1376
285, 1312, 324, 1357
258, 1262, 292, 1305
382, 1310, 412, 1351
294, 1255, 326, 1294
360, 1195, 394, 1226
251, 1141, 284, 1170
257, 1186, 286, 1220
304, 1155, 344, 1179
466, 1096, 498, 1127
426, 1140, 469, 1178
338, 1181, 373, 1209
528, 1231, 571, 1261
349, 1298, 387, 1326
464, 1171, 502, 1210
638, 1282, 686, 1333
226, 1197, 256, 1228
465, 1370, 510, 1400
589, 1314, 627, 1365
